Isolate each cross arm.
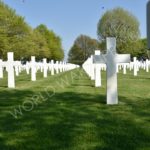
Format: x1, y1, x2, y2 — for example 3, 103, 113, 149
115, 54, 130, 63
93, 54, 106, 64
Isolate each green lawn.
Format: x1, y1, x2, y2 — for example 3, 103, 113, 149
0, 68, 150, 150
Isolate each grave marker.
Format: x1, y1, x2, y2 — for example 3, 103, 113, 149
50, 60, 54, 75
93, 37, 130, 104
0, 59, 3, 78
43, 58, 48, 78
133, 57, 138, 76
94, 50, 102, 87
7, 52, 15, 88
31, 56, 36, 81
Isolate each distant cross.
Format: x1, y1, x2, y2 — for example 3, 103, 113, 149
94, 50, 102, 87
133, 57, 138, 76
7, 52, 15, 88
90, 55, 95, 80
93, 37, 130, 105
0, 59, 3, 78
50, 60, 54, 75
43, 58, 48, 78
31, 56, 36, 81
146, 59, 149, 72
55, 61, 59, 74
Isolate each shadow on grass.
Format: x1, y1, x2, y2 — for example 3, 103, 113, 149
0, 89, 149, 150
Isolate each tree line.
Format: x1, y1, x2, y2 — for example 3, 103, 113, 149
0, 1, 64, 61
68, 8, 148, 65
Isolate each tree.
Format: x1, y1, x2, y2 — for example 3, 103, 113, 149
68, 35, 99, 65
68, 44, 84, 65
35, 24, 64, 61
0, 1, 64, 60
137, 38, 149, 59
0, 1, 33, 60
97, 7, 140, 54
31, 29, 50, 60
0, 1, 13, 59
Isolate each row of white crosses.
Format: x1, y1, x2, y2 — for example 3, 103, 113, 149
0, 52, 79, 88
83, 37, 131, 105
83, 55, 150, 88
82, 52, 106, 87
83, 37, 150, 105
87, 56, 150, 78
116, 57, 150, 76
130, 57, 150, 75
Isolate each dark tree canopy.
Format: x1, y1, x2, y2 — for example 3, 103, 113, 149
68, 35, 99, 65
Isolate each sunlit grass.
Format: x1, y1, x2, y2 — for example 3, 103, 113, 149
0, 68, 149, 150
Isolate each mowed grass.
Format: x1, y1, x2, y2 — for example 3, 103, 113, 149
0, 68, 149, 150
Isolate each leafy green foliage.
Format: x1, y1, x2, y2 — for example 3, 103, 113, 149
0, 69, 149, 149
35, 24, 64, 61
97, 7, 140, 54
68, 35, 99, 65
0, 1, 64, 60
139, 38, 149, 59
68, 44, 84, 65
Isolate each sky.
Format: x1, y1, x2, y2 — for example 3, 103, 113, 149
2, 0, 148, 59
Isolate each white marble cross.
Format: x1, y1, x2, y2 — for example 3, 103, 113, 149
55, 61, 59, 74
146, 59, 149, 72
94, 50, 102, 87
50, 60, 54, 75
25, 61, 30, 75
43, 58, 48, 78
31, 56, 36, 81
0, 59, 4, 78
59, 62, 63, 73
133, 57, 138, 76
122, 63, 128, 74
62, 62, 65, 72
93, 37, 130, 105
83, 56, 95, 80
14, 61, 21, 76
7, 52, 15, 88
